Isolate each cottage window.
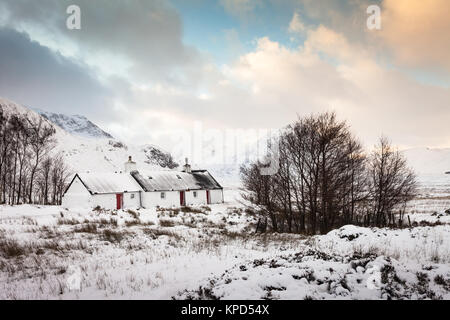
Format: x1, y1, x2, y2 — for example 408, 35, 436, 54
130, 194, 135, 199
193, 191, 197, 198
161, 192, 165, 199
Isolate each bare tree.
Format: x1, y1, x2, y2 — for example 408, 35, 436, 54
367, 136, 417, 227
50, 153, 71, 205
27, 117, 55, 203
0, 106, 68, 206
241, 112, 417, 234
39, 157, 52, 205
240, 161, 279, 232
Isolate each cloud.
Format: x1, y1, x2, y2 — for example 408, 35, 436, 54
226, 25, 450, 148
0, 0, 215, 142
289, 0, 376, 42
0, 28, 112, 119
379, 0, 450, 72
288, 12, 305, 33
303, 25, 370, 63
118, 24, 450, 150
0, 0, 448, 152
290, 0, 450, 74
0, 0, 207, 87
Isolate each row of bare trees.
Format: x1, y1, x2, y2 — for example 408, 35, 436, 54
0, 107, 71, 205
241, 112, 417, 234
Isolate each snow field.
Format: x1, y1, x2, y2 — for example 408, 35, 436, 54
0, 188, 449, 300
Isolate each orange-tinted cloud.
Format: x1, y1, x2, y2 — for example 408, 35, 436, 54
380, 0, 450, 72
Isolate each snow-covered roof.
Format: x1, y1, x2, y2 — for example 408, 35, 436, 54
67, 169, 222, 195
131, 170, 222, 192
75, 172, 143, 194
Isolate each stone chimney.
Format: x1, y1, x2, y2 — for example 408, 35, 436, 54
182, 157, 191, 173
124, 156, 137, 173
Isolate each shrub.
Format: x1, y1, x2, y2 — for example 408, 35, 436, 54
0, 239, 28, 258
102, 229, 125, 243
200, 206, 212, 212
75, 223, 98, 234
57, 218, 80, 225
143, 228, 182, 241
125, 219, 141, 227
434, 275, 450, 291
181, 206, 205, 214
97, 218, 118, 227
127, 209, 139, 219
159, 219, 176, 227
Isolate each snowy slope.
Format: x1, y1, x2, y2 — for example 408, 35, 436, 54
35, 109, 113, 139
56, 135, 177, 174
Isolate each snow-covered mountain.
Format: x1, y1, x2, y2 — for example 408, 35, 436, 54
0, 97, 179, 175
35, 109, 113, 139
0, 97, 57, 127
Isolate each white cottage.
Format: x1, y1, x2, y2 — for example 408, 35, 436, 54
62, 157, 224, 210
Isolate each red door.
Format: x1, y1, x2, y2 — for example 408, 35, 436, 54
180, 191, 185, 206
206, 190, 211, 205
116, 194, 122, 210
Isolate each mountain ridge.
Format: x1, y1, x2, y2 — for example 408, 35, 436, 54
0, 96, 181, 176
35, 108, 114, 139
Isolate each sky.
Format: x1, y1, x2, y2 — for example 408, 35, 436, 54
0, 0, 449, 152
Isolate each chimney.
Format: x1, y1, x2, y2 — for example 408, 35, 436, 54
124, 156, 137, 173
182, 157, 191, 173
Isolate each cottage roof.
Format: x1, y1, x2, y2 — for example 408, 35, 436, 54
131, 170, 222, 192
74, 172, 143, 194
66, 169, 222, 195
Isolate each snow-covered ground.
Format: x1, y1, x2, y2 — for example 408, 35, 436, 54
1, 184, 449, 300
0, 190, 286, 299
177, 225, 450, 300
